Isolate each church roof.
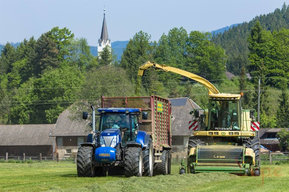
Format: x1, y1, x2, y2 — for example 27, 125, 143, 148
99, 13, 109, 44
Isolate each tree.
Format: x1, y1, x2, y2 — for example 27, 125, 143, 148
120, 31, 153, 82
33, 27, 74, 76
186, 31, 226, 82
276, 84, 289, 127
68, 38, 98, 70
248, 21, 272, 127
277, 129, 289, 151
98, 46, 112, 66
120, 31, 160, 94
81, 65, 135, 103
0, 43, 16, 75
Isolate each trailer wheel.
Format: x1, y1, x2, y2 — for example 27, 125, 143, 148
124, 147, 143, 177
155, 150, 169, 175
77, 146, 95, 177
143, 139, 154, 176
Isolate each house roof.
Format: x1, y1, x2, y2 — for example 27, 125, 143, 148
169, 97, 201, 136
0, 124, 55, 146
260, 139, 280, 145
50, 107, 90, 137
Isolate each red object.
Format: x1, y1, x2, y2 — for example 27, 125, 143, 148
189, 120, 198, 130
251, 121, 260, 131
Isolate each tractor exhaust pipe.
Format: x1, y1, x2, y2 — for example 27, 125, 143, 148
91, 105, 96, 133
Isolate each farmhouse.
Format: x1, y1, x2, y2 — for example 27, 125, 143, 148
0, 124, 55, 159
169, 97, 201, 153
259, 128, 288, 151
50, 108, 90, 159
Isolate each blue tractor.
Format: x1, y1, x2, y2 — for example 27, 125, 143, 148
77, 106, 153, 177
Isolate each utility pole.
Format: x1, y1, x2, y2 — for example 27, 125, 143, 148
257, 78, 261, 123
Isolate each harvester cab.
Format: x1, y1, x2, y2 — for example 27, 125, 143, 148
195, 94, 241, 131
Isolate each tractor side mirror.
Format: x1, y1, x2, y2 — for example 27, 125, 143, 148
142, 112, 148, 120
82, 112, 88, 120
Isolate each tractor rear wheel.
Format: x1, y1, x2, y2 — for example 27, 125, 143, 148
143, 140, 154, 176
77, 146, 95, 177
124, 147, 143, 177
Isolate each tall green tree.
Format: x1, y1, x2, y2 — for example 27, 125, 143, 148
81, 65, 135, 103
0, 43, 16, 75
248, 21, 273, 127
186, 31, 226, 82
98, 46, 112, 66
120, 31, 153, 82
120, 31, 163, 95
276, 84, 289, 127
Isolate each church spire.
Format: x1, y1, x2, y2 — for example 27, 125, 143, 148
99, 10, 109, 45
98, 9, 111, 56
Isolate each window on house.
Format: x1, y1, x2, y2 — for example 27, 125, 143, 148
57, 137, 63, 146
77, 137, 85, 146
172, 136, 184, 145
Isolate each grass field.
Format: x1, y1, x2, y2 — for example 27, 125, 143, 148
0, 161, 289, 192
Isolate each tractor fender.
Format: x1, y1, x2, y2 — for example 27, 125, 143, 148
80, 142, 96, 148
126, 141, 142, 148
136, 131, 150, 148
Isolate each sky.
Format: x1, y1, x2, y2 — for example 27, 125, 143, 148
1, 0, 289, 46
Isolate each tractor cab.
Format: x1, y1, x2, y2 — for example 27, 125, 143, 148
97, 108, 140, 145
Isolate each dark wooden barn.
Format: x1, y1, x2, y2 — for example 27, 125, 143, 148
0, 124, 55, 159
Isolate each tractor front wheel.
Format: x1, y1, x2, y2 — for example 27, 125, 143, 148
77, 146, 95, 177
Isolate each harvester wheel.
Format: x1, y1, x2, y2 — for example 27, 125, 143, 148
77, 146, 95, 177
245, 137, 260, 166
143, 139, 154, 176
124, 147, 143, 177
188, 137, 205, 151
254, 169, 260, 176
155, 150, 169, 175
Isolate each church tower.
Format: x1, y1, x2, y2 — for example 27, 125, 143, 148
97, 10, 111, 56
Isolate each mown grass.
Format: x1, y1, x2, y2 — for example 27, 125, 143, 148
0, 161, 289, 192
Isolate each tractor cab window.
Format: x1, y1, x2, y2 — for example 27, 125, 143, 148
209, 100, 239, 130
122, 115, 139, 143
100, 113, 130, 131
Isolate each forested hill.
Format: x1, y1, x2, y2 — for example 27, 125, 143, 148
212, 3, 289, 75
